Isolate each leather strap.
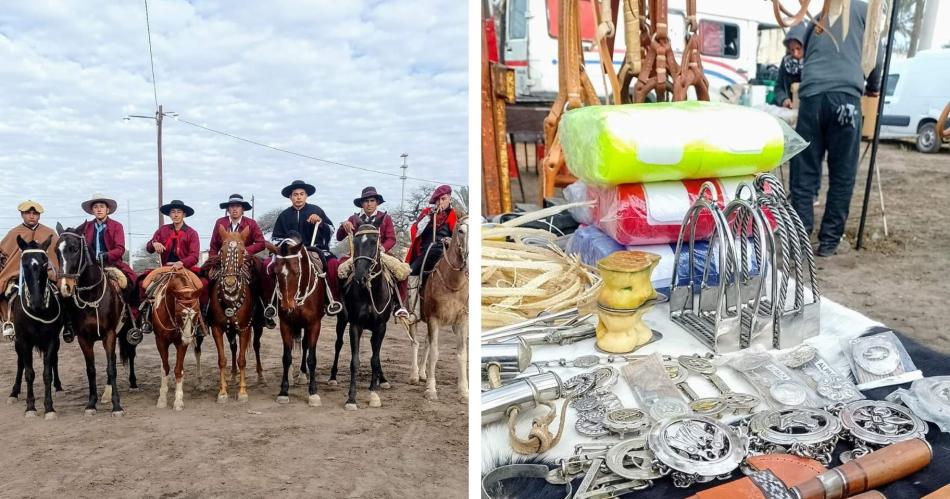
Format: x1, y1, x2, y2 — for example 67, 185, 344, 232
481, 464, 572, 499
688, 454, 825, 499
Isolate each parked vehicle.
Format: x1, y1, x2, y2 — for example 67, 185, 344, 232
879, 49, 950, 153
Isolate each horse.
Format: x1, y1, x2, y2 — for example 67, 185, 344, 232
264, 236, 325, 407
409, 215, 469, 402
148, 268, 203, 410
341, 224, 396, 410
8, 235, 62, 419
208, 226, 265, 403
56, 224, 138, 416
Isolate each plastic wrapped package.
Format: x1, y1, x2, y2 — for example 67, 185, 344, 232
566, 176, 757, 245
558, 101, 808, 186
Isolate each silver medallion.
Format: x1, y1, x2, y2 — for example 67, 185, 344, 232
783, 345, 818, 369
649, 398, 690, 422
592, 366, 620, 392
573, 354, 601, 369
649, 415, 746, 488
769, 381, 808, 406
603, 408, 652, 438
748, 407, 841, 465
224, 307, 236, 318
688, 397, 729, 418
576, 417, 610, 438
816, 376, 861, 402
677, 355, 717, 376
722, 392, 761, 414
578, 404, 607, 423
838, 399, 928, 462
564, 373, 596, 399
854, 339, 901, 376
663, 360, 689, 384
571, 394, 602, 412
604, 438, 663, 481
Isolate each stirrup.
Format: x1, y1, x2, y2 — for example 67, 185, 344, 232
263, 304, 277, 319
2, 322, 14, 340
127, 327, 143, 346
394, 307, 409, 318
326, 301, 343, 316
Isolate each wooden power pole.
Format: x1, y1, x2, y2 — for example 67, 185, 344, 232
157, 104, 164, 227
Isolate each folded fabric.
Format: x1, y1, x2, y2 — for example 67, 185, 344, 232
559, 101, 806, 186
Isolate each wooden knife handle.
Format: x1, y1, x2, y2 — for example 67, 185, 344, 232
792, 439, 931, 499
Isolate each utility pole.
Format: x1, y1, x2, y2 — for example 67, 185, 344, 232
157, 104, 164, 227
399, 153, 409, 214
127, 199, 132, 255
251, 195, 255, 220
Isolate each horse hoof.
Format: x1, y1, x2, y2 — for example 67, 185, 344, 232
25, 411, 37, 418
380, 382, 392, 390
44, 412, 57, 421
257, 377, 267, 387
368, 392, 381, 408
276, 395, 290, 404
173, 402, 184, 411
408, 377, 419, 385
424, 390, 439, 402
6, 396, 17, 405
217, 394, 228, 404
308, 394, 321, 407
459, 392, 469, 403
344, 403, 358, 411
157, 400, 167, 409
84, 408, 97, 416
327, 379, 338, 386
238, 393, 249, 403
111, 410, 124, 418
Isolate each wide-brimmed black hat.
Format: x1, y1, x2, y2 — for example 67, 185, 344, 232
160, 200, 195, 217
281, 180, 316, 198
219, 193, 253, 210
353, 186, 385, 207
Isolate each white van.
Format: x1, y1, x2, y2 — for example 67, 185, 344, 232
879, 49, 950, 153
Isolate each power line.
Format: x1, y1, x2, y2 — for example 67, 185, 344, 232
144, 0, 159, 111
171, 117, 466, 187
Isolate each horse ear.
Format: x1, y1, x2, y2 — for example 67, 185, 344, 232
40, 235, 53, 251
16, 235, 27, 250
56, 222, 64, 235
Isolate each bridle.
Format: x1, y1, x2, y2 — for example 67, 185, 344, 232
273, 241, 320, 309
347, 225, 392, 316
57, 231, 107, 309
150, 272, 199, 339
213, 239, 251, 324
17, 248, 61, 324
433, 216, 469, 293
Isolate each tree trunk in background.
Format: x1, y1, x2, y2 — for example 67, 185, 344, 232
907, 0, 924, 57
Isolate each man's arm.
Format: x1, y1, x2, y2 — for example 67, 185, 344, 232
773, 62, 791, 107
180, 229, 200, 268
271, 210, 287, 241
381, 216, 396, 252
208, 220, 222, 256
865, 41, 886, 96
245, 220, 266, 255
107, 224, 127, 264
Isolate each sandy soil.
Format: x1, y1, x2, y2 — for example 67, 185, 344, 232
0, 317, 468, 498
511, 140, 950, 354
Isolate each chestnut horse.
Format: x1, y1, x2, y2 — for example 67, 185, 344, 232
208, 226, 265, 403
341, 224, 395, 410
56, 224, 139, 416
264, 236, 325, 406
9, 235, 62, 419
410, 215, 469, 402
149, 269, 203, 410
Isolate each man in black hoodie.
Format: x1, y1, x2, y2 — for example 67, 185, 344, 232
772, 23, 807, 109
790, 1, 883, 257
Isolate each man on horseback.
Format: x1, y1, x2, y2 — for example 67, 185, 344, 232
266, 180, 341, 316
75, 194, 137, 342
405, 184, 458, 311
140, 200, 205, 336
337, 186, 409, 318
206, 194, 272, 328
0, 200, 60, 340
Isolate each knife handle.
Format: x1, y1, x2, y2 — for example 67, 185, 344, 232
792, 439, 931, 499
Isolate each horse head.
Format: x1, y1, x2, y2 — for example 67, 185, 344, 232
351, 224, 381, 286
216, 225, 249, 294
54, 222, 91, 297
167, 272, 200, 344
269, 234, 307, 313
16, 234, 53, 310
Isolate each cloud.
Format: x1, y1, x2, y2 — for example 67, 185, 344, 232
0, 0, 467, 250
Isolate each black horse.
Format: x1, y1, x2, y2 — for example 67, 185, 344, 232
9, 235, 62, 419
341, 224, 394, 410
55, 224, 138, 416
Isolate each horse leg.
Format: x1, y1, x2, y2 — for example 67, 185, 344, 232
276, 323, 293, 404
227, 330, 238, 384
329, 316, 346, 385
20, 343, 36, 417
419, 328, 430, 383
8, 354, 23, 403
293, 333, 304, 385
367, 327, 385, 408
253, 322, 265, 386
126, 333, 139, 391
42, 339, 57, 419
306, 322, 320, 407
173, 340, 187, 411
344, 324, 361, 410
78, 337, 98, 415
194, 333, 203, 391
103, 332, 123, 416
212, 323, 228, 403
408, 321, 421, 385
156, 335, 170, 409
456, 321, 469, 402
52, 345, 63, 393
237, 325, 250, 403
424, 318, 441, 401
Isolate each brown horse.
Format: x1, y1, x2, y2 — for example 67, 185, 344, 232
265, 236, 325, 406
208, 226, 265, 403
55, 224, 138, 416
149, 269, 203, 410
409, 215, 469, 402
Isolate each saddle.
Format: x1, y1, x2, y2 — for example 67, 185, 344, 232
104, 267, 128, 290
338, 252, 409, 281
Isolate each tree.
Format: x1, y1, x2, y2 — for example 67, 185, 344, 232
130, 248, 160, 272
256, 207, 282, 236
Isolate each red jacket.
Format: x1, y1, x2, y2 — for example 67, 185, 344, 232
336, 211, 397, 253
406, 207, 457, 263
146, 223, 201, 268
209, 216, 265, 256
77, 218, 137, 282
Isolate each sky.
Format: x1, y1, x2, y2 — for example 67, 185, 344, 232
0, 0, 467, 253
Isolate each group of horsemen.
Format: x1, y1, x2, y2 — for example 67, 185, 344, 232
0, 179, 459, 344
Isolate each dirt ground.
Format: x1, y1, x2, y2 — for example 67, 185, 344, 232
511, 140, 950, 354
0, 317, 468, 498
